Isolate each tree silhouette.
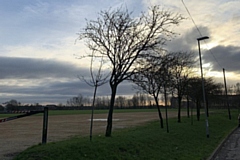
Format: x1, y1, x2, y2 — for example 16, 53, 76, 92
132, 50, 175, 129
170, 51, 195, 123
78, 5, 184, 137
79, 51, 109, 141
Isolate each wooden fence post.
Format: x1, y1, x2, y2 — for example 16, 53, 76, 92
42, 107, 48, 144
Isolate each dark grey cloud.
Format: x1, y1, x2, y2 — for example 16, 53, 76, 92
0, 78, 136, 104
91, 81, 136, 97
0, 57, 137, 104
0, 80, 92, 104
167, 26, 211, 52
202, 45, 240, 73
0, 57, 87, 79
166, 26, 240, 75
0, 80, 82, 96
0, 57, 90, 104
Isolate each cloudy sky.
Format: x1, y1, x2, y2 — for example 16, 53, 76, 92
0, 0, 239, 105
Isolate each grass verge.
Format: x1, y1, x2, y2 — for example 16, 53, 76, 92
14, 110, 239, 160
47, 108, 157, 116
0, 108, 158, 118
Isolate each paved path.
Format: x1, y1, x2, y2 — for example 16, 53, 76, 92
210, 127, 240, 160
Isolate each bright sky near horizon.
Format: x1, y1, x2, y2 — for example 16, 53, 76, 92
0, 0, 240, 105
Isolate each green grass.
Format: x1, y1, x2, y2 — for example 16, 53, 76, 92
14, 109, 239, 160
48, 108, 157, 115
0, 113, 20, 118
0, 108, 157, 118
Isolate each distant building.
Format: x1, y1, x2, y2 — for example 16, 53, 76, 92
208, 95, 240, 108
46, 104, 57, 110
170, 97, 195, 108
171, 95, 240, 109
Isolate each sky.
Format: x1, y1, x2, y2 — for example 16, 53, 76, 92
0, 0, 240, 105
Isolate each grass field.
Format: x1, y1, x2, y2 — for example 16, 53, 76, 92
48, 108, 158, 115
14, 109, 239, 160
0, 108, 159, 118
0, 108, 174, 160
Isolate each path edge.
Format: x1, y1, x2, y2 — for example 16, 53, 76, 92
207, 126, 239, 160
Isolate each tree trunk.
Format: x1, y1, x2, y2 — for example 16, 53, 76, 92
187, 94, 190, 118
164, 87, 169, 133
90, 84, 98, 141
177, 96, 182, 123
196, 100, 200, 121
206, 95, 209, 117
154, 96, 164, 128
105, 85, 117, 137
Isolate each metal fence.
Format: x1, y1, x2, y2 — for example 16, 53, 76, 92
0, 107, 49, 144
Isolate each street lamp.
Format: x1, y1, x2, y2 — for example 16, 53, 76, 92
197, 36, 209, 138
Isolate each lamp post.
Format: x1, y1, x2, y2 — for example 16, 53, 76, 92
197, 36, 209, 138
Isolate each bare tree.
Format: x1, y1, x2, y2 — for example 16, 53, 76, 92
139, 92, 147, 107
79, 51, 109, 141
159, 54, 176, 133
170, 51, 195, 123
66, 94, 84, 106
115, 96, 127, 108
234, 83, 240, 95
188, 77, 220, 120
131, 94, 140, 108
132, 51, 173, 128
79, 5, 184, 137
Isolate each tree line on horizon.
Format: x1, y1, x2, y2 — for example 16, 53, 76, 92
1, 81, 239, 112
1, 80, 239, 110
76, 5, 240, 136
67, 80, 240, 108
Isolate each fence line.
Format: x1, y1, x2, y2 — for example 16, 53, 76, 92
0, 107, 49, 144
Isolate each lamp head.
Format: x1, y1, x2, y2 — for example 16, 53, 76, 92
197, 36, 209, 41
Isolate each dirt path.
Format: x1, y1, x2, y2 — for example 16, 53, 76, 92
0, 111, 180, 160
